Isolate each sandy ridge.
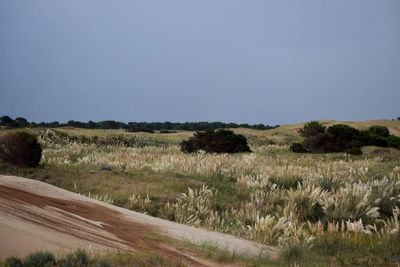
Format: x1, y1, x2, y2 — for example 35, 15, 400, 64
0, 175, 280, 262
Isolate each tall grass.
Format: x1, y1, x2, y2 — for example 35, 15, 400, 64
32, 131, 400, 263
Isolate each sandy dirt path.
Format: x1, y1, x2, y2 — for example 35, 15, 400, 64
0, 175, 280, 264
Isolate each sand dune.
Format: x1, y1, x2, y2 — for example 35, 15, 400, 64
0, 175, 279, 264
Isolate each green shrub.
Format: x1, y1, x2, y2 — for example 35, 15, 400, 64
298, 121, 326, 138
180, 130, 251, 154
281, 244, 305, 263
303, 125, 362, 153
364, 126, 391, 147
302, 133, 337, 153
0, 115, 14, 128
0, 131, 42, 167
74, 249, 88, 266
327, 124, 360, 141
367, 125, 390, 138
58, 253, 76, 267
23, 252, 55, 267
346, 147, 362, 155
59, 249, 90, 267
388, 135, 400, 149
5, 256, 23, 267
290, 142, 307, 153
366, 135, 389, 147
319, 177, 334, 191
295, 122, 399, 154
93, 259, 113, 267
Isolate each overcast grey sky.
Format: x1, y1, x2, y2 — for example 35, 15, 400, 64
0, 1, 399, 125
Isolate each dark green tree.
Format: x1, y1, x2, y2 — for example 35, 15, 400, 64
15, 117, 29, 127
0, 115, 14, 127
181, 130, 251, 154
0, 131, 42, 167
367, 125, 390, 138
298, 121, 326, 138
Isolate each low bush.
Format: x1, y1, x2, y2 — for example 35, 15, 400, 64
23, 252, 55, 267
5, 256, 23, 267
387, 135, 400, 149
57, 252, 92, 267
327, 124, 362, 145
302, 133, 336, 153
346, 147, 363, 155
292, 122, 399, 153
2, 249, 185, 267
298, 121, 326, 138
180, 130, 251, 154
367, 135, 389, 147
290, 142, 306, 153
366, 125, 390, 138
0, 131, 42, 167
281, 244, 305, 263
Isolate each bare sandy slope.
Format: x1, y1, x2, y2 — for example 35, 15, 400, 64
0, 175, 279, 264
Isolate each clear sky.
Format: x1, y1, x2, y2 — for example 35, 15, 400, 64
1, 1, 399, 125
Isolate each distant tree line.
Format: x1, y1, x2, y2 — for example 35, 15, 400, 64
0, 115, 279, 132
291, 121, 400, 154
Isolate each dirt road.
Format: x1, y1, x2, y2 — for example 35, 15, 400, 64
0, 175, 279, 265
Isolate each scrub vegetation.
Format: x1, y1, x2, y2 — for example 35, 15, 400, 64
1, 119, 400, 266
0, 131, 42, 167
0, 249, 186, 267
291, 121, 400, 154
180, 129, 251, 153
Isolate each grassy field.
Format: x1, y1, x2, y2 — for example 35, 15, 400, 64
1, 119, 400, 266
56, 127, 194, 145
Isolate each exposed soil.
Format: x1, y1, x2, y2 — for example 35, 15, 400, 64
0, 175, 280, 265
0, 186, 207, 266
